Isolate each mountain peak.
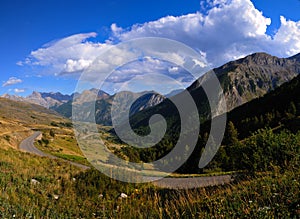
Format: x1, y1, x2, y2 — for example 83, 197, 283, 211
30, 91, 42, 98
237, 52, 286, 66
188, 51, 300, 113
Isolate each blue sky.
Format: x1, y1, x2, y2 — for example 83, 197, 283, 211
0, 0, 300, 96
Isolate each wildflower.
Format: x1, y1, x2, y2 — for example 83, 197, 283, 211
258, 206, 271, 212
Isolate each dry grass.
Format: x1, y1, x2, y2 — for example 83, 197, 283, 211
0, 97, 70, 150
0, 97, 299, 218
0, 146, 299, 218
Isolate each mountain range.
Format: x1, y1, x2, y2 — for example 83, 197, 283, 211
1, 91, 74, 109
57, 90, 166, 126
128, 52, 300, 130
2, 52, 300, 127
111, 52, 300, 173
1, 88, 167, 126
1, 51, 300, 173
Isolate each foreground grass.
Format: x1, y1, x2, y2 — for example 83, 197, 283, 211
0, 146, 299, 218
0, 147, 83, 218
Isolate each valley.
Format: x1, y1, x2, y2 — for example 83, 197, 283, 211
0, 52, 299, 218
1, 0, 300, 217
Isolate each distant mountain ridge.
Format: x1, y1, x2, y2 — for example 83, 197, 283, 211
1, 88, 166, 125
1, 89, 110, 109
56, 90, 166, 126
40, 92, 74, 102
1, 91, 74, 108
2, 52, 300, 126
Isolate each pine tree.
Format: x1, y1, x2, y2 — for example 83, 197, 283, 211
288, 101, 297, 116
224, 121, 238, 146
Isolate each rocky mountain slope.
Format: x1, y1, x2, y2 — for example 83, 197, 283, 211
189, 52, 300, 112
115, 53, 300, 173
1, 88, 165, 126
128, 52, 300, 130
56, 90, 165, 126
3, 52, 300, 127
182, 67, 300, 172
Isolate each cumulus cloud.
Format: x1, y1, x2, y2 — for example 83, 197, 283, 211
2, 77, 23, 87
110, 23, 123, 35
272, 16, 300, 56
63, 59, 93, 73
23, 32, 111, 74
112, 0, 299, 66
22, 0, 300, 89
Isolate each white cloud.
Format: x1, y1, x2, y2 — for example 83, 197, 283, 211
110, 23, 123, 35
272, 16, 300, 56
24, 32, 111, 74
14, 88, 25, 93
16, 58, 31, 66
112, 73, 188, 95
2, 77, 23, 87
112, 0, 300, 67
63, 59, 93, 73
21, 0, 300, 89
104, 57, 194, 85
168, 66, 180, 74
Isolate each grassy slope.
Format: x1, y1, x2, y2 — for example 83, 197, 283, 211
0, 97, 88, 164
0, 97, 69, 149
0, 148, 298, 218
0, 94, 299, 217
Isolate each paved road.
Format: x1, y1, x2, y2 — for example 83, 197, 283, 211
20, 132, 234, 188
19, 131, 90, 170
151, 174, 234, 189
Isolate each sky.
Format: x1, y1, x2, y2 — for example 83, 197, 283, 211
0, 0, 300, 96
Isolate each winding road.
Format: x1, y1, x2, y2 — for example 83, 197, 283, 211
19, 131, 90, 170
151, 174, 234, 189
20, 132, 234, 189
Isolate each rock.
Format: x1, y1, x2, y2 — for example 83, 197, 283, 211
31, 179, 40, 185
120, 193, 128, 198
